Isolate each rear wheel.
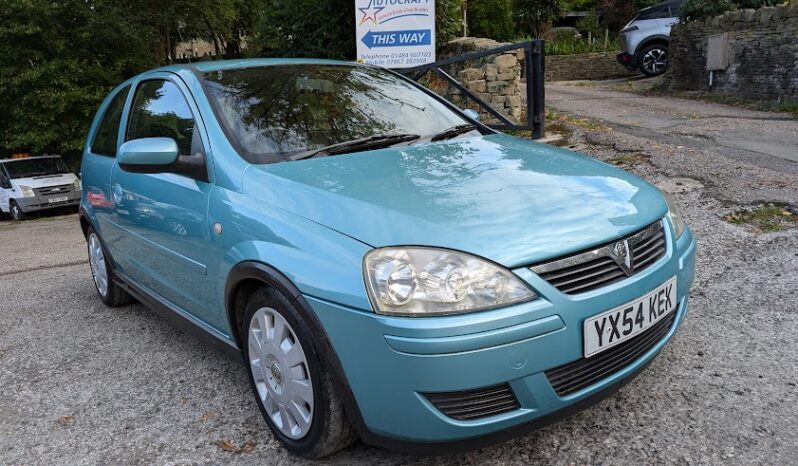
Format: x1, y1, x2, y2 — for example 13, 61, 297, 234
638, 44, 669, 77
9, 201, 25, 221
243, 287, 357, 458
87, 227, 133, 307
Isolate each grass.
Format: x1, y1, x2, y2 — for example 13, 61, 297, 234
723, 203, 798, 233
606, 153, 650, 167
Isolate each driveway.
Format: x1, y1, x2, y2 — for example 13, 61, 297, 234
2, 89, 798, 465
547, 81, 798, 170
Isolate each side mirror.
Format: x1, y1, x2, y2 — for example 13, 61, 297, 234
118, 138, 179, 174
462, 108, 480, 122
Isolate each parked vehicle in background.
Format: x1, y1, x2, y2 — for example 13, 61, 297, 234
617, 0, 682, 76
0, 156, 81, 220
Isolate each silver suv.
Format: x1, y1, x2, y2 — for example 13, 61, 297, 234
617, 0, 682, 76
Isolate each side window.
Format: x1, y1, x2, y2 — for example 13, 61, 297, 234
637, 5, 670, 20
91, 85, 130, 156
126, 80, 198, 156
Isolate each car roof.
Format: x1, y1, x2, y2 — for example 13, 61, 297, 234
149, 58, 358, 75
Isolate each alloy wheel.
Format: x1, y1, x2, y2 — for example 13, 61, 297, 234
88, 233, 109, 297
248, 307, 314, 439
642, 48, 668, 76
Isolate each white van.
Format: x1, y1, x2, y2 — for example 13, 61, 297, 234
0, 156, 81, 220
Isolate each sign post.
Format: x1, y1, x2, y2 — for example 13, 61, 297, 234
355, 0, 435, 68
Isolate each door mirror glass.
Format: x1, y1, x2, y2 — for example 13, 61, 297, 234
462, 108, 480, 122
118, 137, 179, 173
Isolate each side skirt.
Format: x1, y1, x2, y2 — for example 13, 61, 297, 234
114, 274, 244, 365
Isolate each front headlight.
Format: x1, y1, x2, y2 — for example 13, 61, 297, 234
18, 185, 35, 198
364, 247, 537, 316
662, 192, 686, 238
73, 178, 82, 191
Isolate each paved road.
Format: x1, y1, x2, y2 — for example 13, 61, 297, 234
547, 81, 798, 171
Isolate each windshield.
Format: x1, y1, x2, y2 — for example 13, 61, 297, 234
202, 64, 471, 163
3, 158, 69, 179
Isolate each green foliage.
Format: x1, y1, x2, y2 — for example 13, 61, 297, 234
250, 0, 356, 59
575, 14, 603, 37
680, 0, 781, 20
515, 0, 564, 38
437, 0, 466, 46
467, 0, 516, 42
597, 0, 659, 32
0, 0, 156, 155
525, 30, 619, 55
0, 0, 262, 157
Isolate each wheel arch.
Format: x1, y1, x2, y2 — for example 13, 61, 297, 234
79, 207, 91, 238
636, 35, 670, 57
224, 260, 371, 439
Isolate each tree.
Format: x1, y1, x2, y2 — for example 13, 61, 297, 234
467, 0, 516, 41
515, 0, 563, 38
0, 0, 156, 156
596, 0, 658, 32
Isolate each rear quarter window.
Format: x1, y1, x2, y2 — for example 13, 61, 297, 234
91, 85, 131, 156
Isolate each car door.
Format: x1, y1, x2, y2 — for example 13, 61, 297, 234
109, 73, 216, 320
83, 83, 132, 240
0, 164, 11, 212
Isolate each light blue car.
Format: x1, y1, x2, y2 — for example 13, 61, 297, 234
80, 59, 696, 458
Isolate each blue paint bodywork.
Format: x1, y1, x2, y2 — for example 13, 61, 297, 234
81, 59, 696, 446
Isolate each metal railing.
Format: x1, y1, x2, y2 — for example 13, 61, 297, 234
399, 40, 546, 139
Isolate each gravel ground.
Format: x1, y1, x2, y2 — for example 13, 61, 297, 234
1, 83, 797, 465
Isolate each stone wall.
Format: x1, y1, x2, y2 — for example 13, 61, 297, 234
545, 52, 635, 81
428, 37, 526, 124
666, 3, 798, 103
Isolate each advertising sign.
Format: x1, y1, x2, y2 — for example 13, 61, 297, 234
355, 0, 435, 68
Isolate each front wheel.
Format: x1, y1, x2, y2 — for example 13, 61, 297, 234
9, 201, 25, 221
639, 44, 669, 77
243, 287, 357, 458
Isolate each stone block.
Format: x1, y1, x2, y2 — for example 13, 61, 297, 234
467, 79, 486, 93
491, 95, 507, 106
486, 81, 506, 93
496, 72, 515, 81
493, 53, 518, 68
484, 63, 498, 74
505, 95, 521, 107
459, 67, 483, 81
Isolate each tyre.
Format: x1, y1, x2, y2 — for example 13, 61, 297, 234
638, 43, 669, 77
243, 287, 357, 458
9, 201, 25, 221
86, 227, 134, 307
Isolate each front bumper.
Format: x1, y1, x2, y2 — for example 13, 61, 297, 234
15, 190, 80, 212
308, 224, 696, 448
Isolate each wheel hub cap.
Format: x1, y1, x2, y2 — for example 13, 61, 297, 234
248, 307, 314, 439
88, 233, 108, 297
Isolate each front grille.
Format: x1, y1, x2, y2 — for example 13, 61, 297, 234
631, 224, 666, 273
545, 310, 676, 397
424, 383, 520, 420
531, 221, 667, 295
36, 184, 71, 196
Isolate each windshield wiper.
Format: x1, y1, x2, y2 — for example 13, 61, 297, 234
289, 134, 420, 161
430, 124, 479, 142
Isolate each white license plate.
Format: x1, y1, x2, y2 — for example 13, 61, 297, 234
48, 196, 68, 203
584, 277, 677, 358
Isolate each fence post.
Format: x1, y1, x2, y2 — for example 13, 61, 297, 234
527, 40, 545, 139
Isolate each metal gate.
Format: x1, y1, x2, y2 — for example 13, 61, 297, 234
399, 40, 546, 139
